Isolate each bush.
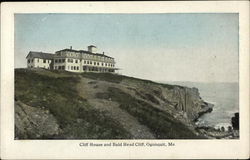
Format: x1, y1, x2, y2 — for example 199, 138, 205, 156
231, 112, 239, 130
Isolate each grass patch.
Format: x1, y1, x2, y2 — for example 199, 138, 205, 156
81, 72, 183, 90
98, 87, 204, 139
134, 90, 160, 105
81, 72, 123, 83
15, 69, 132, 139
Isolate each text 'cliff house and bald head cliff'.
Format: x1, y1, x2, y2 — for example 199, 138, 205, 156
26, 45, 117, 73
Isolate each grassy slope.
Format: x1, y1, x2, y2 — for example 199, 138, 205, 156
15, 69, 203, 139
15, 69, 132, 139
96, 87, 201, 139
81, 72, 184, 89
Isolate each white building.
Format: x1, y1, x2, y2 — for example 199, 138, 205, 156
26, 45, 117, 73
26, 51, 54, 69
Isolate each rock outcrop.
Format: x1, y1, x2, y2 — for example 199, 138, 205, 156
164, 86, 213, 121
15, 101, 60, 139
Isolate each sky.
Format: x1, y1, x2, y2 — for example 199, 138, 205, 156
15, 14, 239, 83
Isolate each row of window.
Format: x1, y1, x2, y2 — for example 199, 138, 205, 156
60, 51, 113, 61
42, 59, 49, 63
28, 58, 114, 68
54, 59, 65, 63
84, 60, 114, 67
54, 65, 115, 72
68, 59, 78, 63
27, 59, 50, 63
54, 59, 79, 64
83, 67, 114, 72
54, 66, 65, 70
28, 65, 50, 69
68, 66, 79, 71
54, 66, 79, 71
54, 58, 114, 67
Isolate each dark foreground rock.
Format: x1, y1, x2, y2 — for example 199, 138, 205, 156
15, 101, 60, 139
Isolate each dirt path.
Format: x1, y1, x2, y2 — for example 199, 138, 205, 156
76, 77, 155, 139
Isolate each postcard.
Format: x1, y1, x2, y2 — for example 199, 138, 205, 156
1, 1, 249, 159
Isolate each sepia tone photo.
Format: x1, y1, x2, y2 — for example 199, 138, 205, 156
14, 13, 239, 140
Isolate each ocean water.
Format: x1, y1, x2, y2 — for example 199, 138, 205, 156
164, 81, 239, 129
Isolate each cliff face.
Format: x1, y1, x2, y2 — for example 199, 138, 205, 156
14, 69, 213, 139
164, 86, 213, 121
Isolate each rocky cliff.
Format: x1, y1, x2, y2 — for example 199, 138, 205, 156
15, 68, 213, 139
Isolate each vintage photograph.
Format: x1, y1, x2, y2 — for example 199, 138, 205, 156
14, 13, 239, 140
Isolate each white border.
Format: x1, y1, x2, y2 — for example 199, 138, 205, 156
1, 1, 249, 159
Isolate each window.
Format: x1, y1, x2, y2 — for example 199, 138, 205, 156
59, 59, 61, 63
94, 62, 96, 65
77, 66, 79, 70
58, 66, 61, 70
37, 59, 39, 62
43, 59, 46, 63
90, 61, 92, 65
97, 62, 99, 66
62, 66, 65, 70
71, 66, 73, 70
74, 66, 76, 70
105, 63, 107, 66
55, 59, 58, 63
102, 63, 103, 66
28, 59, 30, 63
68, 59, 73, 63
75, 60, 78, 63
62, 59, 65, 63
32, 59, 34, 63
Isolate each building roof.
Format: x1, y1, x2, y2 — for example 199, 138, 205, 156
26, 51, 54, 59
56, 49, 114, 59
88, 45, 97, 48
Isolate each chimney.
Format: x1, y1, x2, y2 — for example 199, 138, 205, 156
70, 46, 72, 50
88, 45, 97, 53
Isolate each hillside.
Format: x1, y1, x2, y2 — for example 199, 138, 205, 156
15, 68, 213, 139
